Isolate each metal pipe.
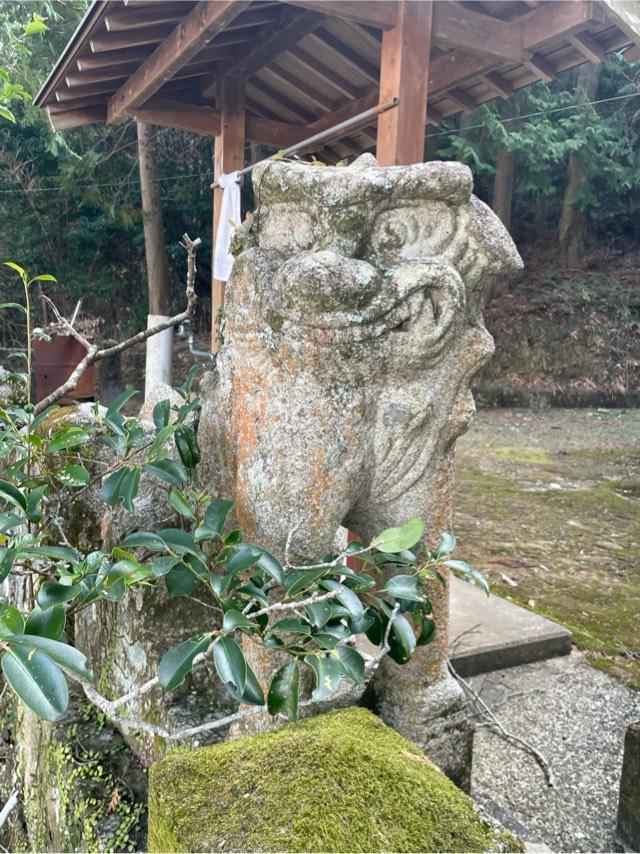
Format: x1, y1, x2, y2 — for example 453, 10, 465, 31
210, 96, 400, 190
177, 319, 214, 362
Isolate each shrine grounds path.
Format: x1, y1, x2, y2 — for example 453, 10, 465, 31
454, 407, 640, 688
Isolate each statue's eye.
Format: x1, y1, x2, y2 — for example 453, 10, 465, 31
376, 219, 406, 251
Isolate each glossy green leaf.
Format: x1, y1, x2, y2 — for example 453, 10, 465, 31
267, 660, 300, 718
202, 498, 234, 535
436, 531, 456, 557
24, 544, 79, 562
106, 389, 138, 417
158, 634, 212, 690
213, 636, 247, 694
271, 618, 312, 636
284, 567, 328, 597
122, 531, 166, 551
0, 479, 27, 511
304, 652, 342, 701
388, 614, 416, 664
385, 574, 425, 603
36, 581, 80, 609
151, 556, 181, 577
370, 517, 424, 554
0, 513, 22, 534
10, 635, 92, 681
56, 464, 91, 488
443, 560, 490, 596
319, 580, 364, 623
0, 547, 16, 582
145, 459, 188, 487
416, 616, 436, 647
0, 604, 25, 636
226, 663, 265, 706
2, 646, 68, 722
153, 399, 171, 432
165, 561, 201, 598
225, 545, 262, 576
169, 489, 194, 519
255, 549, 285, 586
25, 605, 66, 640
47, 427, 90, 454
222, 609, 255, 633
336, 644, 365, 684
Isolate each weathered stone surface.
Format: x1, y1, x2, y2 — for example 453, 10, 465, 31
197, 154, 522, 779
617, 719, 640, 851
17, 698, 147, 852
148, 706, 523, 853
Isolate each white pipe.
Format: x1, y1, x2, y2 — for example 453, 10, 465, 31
144, 313, 173, 398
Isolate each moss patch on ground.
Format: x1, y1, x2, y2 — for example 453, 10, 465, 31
454, 408, 640, 688
148, 707, 522, 853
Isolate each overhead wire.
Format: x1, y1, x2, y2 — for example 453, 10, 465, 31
0, 89, 638, 196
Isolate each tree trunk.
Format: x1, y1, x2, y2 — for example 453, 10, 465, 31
137, 121, 170, 315
557, 64, 600, 267
492, 147, 514, 231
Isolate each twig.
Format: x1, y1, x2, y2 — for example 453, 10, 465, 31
447, 660, 555, 787
33, 235, 201, 415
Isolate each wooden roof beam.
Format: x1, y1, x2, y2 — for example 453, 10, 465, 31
284, 1, 398, 31
431, 3, 526, 61
288, 45, 364, 99
569, 30, 606, 62
446, 87, 477, 112
200, 7, 325, 98
523, 53, 556, 82
308, 29, 379, 83
90, 24, 174, 53
47, 105, 107, 131
105, 4, 186, 32
77, 46, 155, 70
107, 1, 251, 123
429, 0, 606, 93
481, 71, 514, 99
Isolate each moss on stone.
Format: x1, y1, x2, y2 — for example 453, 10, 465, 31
148, 707, 522, 853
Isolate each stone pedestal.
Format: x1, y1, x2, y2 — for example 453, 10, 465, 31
617, 720, 640, 851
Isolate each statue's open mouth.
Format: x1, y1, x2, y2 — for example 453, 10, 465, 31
267, 252, 466, 346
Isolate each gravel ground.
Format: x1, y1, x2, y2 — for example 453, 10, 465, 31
470, 651, 640, 852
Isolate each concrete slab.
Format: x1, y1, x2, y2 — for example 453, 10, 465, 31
449, 576, 572, 677
470, 651, 640, 852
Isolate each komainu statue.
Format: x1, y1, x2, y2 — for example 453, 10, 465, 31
197, 153, 522, 787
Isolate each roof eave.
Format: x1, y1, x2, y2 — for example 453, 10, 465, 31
34, 0, 111, 108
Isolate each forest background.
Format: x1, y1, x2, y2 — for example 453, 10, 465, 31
1, 0, 639, 406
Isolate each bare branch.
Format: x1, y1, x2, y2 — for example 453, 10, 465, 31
447, 660, 555, 787
33, 235, 202, 416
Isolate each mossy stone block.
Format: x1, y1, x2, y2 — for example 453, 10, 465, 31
149, 707, 522, 853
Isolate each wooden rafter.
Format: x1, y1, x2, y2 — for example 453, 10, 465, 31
429, 0, 605, 93
107, 1, 251, 123
105, 4, 187, 33
446, 87, 477, 112
288, 45, 364, 99
481, 70, 514, 99
200, 7, 325, 99
285, 1, 398, 31
523, 53, 556, 82
569, 30, 606, 62
308, 29, 379, 83
431, 2, 525, 60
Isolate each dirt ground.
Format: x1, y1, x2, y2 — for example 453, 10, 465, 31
454, 407, 640, 689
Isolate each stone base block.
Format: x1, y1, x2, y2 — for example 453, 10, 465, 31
149, 707, 521, 853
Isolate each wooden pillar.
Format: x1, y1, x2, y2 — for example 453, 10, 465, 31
212, 77, 245, 351
376, 0, 433, 166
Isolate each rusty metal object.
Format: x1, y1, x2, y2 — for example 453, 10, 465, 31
34, 335, 96, 405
